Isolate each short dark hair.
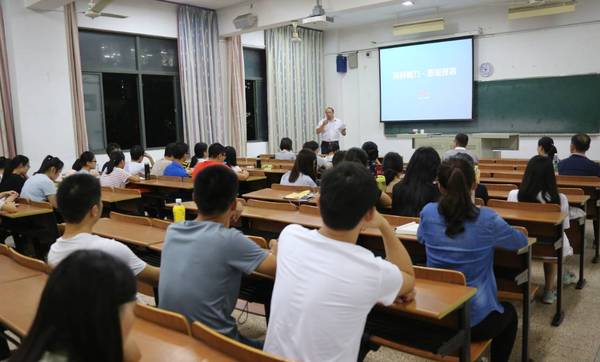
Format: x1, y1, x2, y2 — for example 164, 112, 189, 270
130, 145, 145, 162
106, 142, 121, 156
172, 142, 189, 160
332, 150, 346, 167
193, 165, 238, 216
320, 163, 379, 230
344, 147, 368, 167
455, 133, 469, 147
57, 174, 101, 223
280, 137, 293, 151
208, 143, 226, 159
571, 133, 591, 152
302, 141, 319, 152
383, 152, 403, 185
361, 141, 379, 162
164, 142, 177, 157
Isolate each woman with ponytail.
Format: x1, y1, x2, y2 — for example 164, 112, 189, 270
0, 155, 30, 193
382, 152, 403, 194
100, 151, 140, 188
418, 158, 528, 362
21, 155, 64, 208
66, 151, 99, 177
538, 136, 559, 170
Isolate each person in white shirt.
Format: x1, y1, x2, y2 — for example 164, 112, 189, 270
316, 106, 346, 155
443, 133, 479, 164
21, 155, 63, 208
47, 173, 159, 285
264, 162, 415, 362
126, 145, 154, 177
275, 137, 296, 161
100, 151, 140, 189
280, 149, 318, 188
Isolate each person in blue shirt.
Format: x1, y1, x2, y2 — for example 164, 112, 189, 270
163, 142, 190, 177
418, 157, 528, 362
558, 133, 600, 176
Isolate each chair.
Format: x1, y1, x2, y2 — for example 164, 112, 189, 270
481, 183, 518, 192
247, 235, 268, 249
495, 159, 528, 165
8, 247, 50, 273
488, 199, 560, 212
191, 321, 289, 362
491, 173, 522, 181
558, 187, 585, 196
134, 303, 190, 335
299, 204, 320, 216
109, 211, 152, 226
246, 199, 298, 212
479, 164, 515, 172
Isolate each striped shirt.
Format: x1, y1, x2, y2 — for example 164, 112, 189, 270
100, 167, 130, 188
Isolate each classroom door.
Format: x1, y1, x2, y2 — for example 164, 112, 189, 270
83, 73, 106, 151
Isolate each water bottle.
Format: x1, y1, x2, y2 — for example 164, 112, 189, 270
376, 175, 386, 192
173, 198, 186, 223
144, 164, 150, 179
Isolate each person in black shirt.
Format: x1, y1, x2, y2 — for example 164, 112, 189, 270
0, 155, 29, 194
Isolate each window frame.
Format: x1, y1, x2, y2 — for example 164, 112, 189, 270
243, 46, 268, 143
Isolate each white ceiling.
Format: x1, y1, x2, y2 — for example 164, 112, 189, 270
166, 0, 247, 10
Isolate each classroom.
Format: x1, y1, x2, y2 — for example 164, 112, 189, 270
0, 0, 599, 361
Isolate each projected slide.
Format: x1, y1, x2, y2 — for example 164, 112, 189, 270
379, 37, 473, 122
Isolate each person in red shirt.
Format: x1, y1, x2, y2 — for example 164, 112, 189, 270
192, 143, 226, 179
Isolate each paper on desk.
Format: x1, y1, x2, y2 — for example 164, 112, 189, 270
394, 222, 419, 235
284, 190, 313, 201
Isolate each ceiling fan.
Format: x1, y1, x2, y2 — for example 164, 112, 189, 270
82, 0, 128, 19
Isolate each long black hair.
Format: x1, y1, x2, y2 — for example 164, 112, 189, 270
538, 136, 557, 160
393, 147, 440, 216
72, 151, 95, 171
289, 149, 316, 183
35, 156, 64, 176
102, 151, 125, 175
224, 146, 238, 167
9, 250, 137, 362
1, 155, 29, 183
383, 152, 403, 185
437, 157, 480, 237
518, 155, 560, 204
190, 142, 208, 168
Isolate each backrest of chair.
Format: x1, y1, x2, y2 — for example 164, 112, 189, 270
134, 303, 190, 335
479, 164, 515, 171
414, 266, 466, 286
151, 218, 172, 230
271, 184, 318, 192
492, 173, 523, 181
299, 204, 320, 216
515, 164, 527, 171
114, 187, 141, 196
479, 171, 492, 178
556, 175, 600, 184
558, 187, 585, 195
481, 183, 518, 192
246, 199, 297, 212
259, 154, 275, 159
8, 248, 50, 273
246, 235, 268, 249
496, 159, 528, 165
474, 198, 484, 207
191, 321, 287, 362
488, 199, 561, 212
109, 211, 152, 226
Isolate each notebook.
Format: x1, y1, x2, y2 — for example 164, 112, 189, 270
394, 222, 419, 236
284, 190, 313, 201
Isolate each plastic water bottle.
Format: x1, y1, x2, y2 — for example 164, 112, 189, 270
173, 198, 186, 223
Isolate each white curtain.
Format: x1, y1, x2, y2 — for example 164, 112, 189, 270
226, 35, 246, 156
177, 5, 225, 146
265, 26, 324, 153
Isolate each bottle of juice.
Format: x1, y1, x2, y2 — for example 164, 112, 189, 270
173, 198, 186, 223
376, 175, 386, 192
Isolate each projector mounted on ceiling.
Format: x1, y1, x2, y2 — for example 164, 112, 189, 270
233, 13, 258, 30
302, 0, 334, 26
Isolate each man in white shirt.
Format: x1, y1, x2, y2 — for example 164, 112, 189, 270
264, 162, 415, 362
126, 145, 154, 177
48, 174, 159, 286
316, 106, 346, 155
443, 133, 479, 164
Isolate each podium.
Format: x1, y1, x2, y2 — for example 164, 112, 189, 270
398, 133, 519, 159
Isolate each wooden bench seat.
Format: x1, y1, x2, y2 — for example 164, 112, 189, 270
369, 336, 491, 362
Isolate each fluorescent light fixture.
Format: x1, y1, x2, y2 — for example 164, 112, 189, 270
402, 1, 415, 6
392, 18, 445, 36
508, 1, 575, 20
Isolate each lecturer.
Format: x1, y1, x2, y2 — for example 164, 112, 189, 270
316, 106, 346, 154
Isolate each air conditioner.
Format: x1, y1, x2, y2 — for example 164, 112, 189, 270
508, 1, 575, 20
392, 18, 445, 36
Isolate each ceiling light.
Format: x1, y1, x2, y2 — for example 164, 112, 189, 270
402, 1, 415, 6
393, 18, 445, 36
508, 1, 575, 20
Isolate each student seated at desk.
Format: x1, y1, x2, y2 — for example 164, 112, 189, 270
150, 142, 176, 177
65, 151, 99, 177
275, 137, 296, 161
100, 151, 140, 188
264, 162, 415, 362
343, 148, 392, 208
126, 145, 154, 177
331, 150, 346, 167
382, 152, 403, 194
159, 165, 276, 348
47, 174, 158, 285
391, 147, 440, 217
0, 155, 29, 194
303, 140, 327, 169
507, 155, 575, 304
100, 142, 121, 175
189, 142, 208, 169
191, 142, 226, 179
224, 146, 249, 181
451, 152, 489, 204
538, 136, 559, 169
163, 142, 190, 177
443, 133, 479, 164
12, 250, 141, 362
418, 157, 527, 362
0, 190, 18, 213
558, 133, 600, 176
21, 155, 63, 208
322, 141, 339, 169
281, 149, 317, 187
362, 141, 381, 176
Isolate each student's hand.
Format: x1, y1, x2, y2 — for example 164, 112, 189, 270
396, 290, 416, 304
144, 153, 154, 161
2, 201, 17, 213
5, 192, 18, 203
364, 210, 389, 230
230, 200, 244, 223
269, 239, 278, 256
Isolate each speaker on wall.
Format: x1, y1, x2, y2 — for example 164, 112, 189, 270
336, 54, 347, 73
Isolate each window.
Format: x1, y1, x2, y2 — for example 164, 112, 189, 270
80, 30, 182, 151
243, 48, 268, 142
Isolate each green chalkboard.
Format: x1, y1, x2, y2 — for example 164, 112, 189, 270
384, 74, 600, 135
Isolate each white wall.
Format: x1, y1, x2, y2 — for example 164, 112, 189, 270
324, 0, 600, 160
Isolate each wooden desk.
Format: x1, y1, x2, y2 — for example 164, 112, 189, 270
242, 188, 318, 205
0, 203, 53, 219
92, 218, 165, 248
486, 189, 590, 206
101, 189, 142, 204
131, 178, 193, 190
0, 203, 58, 258
0, 255, 42, 284
0, 274, 46, 336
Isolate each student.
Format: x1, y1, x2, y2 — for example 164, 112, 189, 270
0, 156, 7, 182
0, 191, 18, 213
48, 173, 158, 285
10, 250, 141, 362
275, 137, 296, 161
68, 151, 99, 177
343, 148, 392, 208
264, 163, 415, 362
224, 146, 249, 181
21, 155, 63, 207
101, 142, 121, 173
150, 142, 176, 176
558, 133, 600, 176
443, 133, 479, 164
331, 150, 347, 167
392, 147, 440, 217
418, 157, 527, 362
382, 152, 403, 194
191, 142, 226, 179
361, 141, 381, 176
280, 149, 317, 187
189, 142, 208, 169
0, 155, 29, 193
126, 145, 154, 177
322, 141, 340, 169
303, 140, 327, 168
163, 142, 190, 177
451, 152, 489, 204
159, 165, 276, 348
538, 136, 559, 166
100, 151, 140, 188
507, 155, 575, 304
